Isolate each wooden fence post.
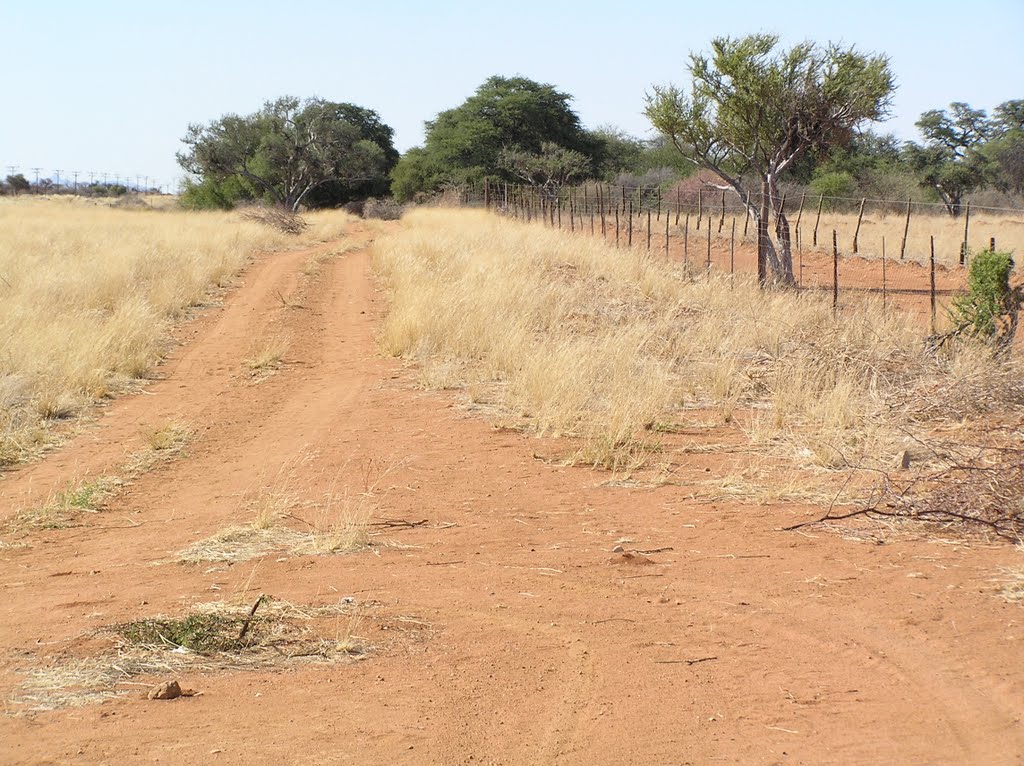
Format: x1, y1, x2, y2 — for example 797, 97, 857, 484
615, 206, 620, 247
743, 191, 751, 238
882, 236, 887, 315
697, 188, 702, 229
930, 235, 937, 334
730, 217, 736, 278
706, 216, 712, 270
718, 190, 726, 232
899, 197, 911, 260
794, 192, 806, 253
665, 212, 670, 256
832, 229, 839, 318
646, 210, 652, 250
852, 197, 866, 253
683, 212, 689, 263
628, 200, 633, 247
960, 203, 971, 265
812, 194, 824, 247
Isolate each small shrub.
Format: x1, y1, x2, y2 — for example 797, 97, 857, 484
343, 200, 366, 217
949, 250, 1020, 345
363, 197, 404, 220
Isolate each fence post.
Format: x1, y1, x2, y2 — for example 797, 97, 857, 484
657, 188, 662, 221
730, 217, 736, 279
758, 184, 769, 286
615, 206, 620, 247
832, 230, 839, 318
665, 212, 670, 257
706, 216, 712, 270
960, 203, 971, 265
684, 212, 689, 264
628, 200, 633, 247
569, 197, 575, 232
812, 194, 824, 247
852, 197, 866, 253
991, 237, 996, 252
484, 178, 490, 210
743, 191, 751, 238
647, 211, 652, 250
882, 236, 887, 316
718, 190, 726, 232
794, 192, 806, 254
899, 197, 912, 260
930, 235, 937, 334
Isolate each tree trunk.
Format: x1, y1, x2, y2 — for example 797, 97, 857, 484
766, 175, 795, 286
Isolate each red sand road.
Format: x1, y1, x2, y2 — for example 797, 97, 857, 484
1, 224, 1022, 765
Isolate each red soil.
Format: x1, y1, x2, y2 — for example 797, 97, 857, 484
1, 224, 1022, 765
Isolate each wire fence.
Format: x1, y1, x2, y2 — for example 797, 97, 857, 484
449, 180, 1024, 334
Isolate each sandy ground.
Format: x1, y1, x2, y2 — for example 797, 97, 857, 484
1, 222, 1022, 765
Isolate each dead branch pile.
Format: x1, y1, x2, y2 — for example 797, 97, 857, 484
239, 205, 308, 235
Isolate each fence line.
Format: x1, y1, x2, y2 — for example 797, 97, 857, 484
453, 180, 1024, 332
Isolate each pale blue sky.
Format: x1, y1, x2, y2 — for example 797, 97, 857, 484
2, 0, 1021, 191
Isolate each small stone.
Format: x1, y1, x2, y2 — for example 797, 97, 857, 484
611, 545, 625, 553
896, 450, 912, 469
148, 680, 182, 700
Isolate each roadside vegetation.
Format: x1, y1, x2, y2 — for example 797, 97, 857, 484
374, 209, 1023, 531
0, 197, 351, 467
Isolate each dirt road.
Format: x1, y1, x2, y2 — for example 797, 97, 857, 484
2, 225, 1022, 765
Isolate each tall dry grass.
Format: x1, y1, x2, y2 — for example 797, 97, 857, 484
0, 197, 351, 465
373, 208, 1022, 470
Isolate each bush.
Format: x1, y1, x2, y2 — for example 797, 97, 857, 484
809, 171, 856, 205
949, 249, 1020, 345
363, 198, 404, 220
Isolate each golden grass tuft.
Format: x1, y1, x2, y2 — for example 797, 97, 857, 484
373, 209, 1022, 471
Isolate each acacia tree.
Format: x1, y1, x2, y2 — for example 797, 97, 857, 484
645, 35, 894, 285
178, 96, 389, 211
498, 142, 591, 201
904, 102, 992, 217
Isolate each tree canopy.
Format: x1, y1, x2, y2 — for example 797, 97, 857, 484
390, 76, 599, 200
178, 96, 395, 211
645, 34, 895, 284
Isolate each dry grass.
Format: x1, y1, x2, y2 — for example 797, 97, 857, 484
373, 209, 1023, 473
0, 197, 313, 466
244, 334, 291, 379
3, 420, 194, 534
177, 454, 394, 564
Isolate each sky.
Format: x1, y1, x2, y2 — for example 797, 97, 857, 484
2, 0, 1022, 192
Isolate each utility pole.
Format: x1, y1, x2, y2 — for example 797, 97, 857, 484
143, 175, 149, 192
5, 165, 16, 176
102, 172, 108, 185
88, 171, 95, 184
54, 169, 62, 191
31, 167, 42, 193
73, 171, 80, 194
